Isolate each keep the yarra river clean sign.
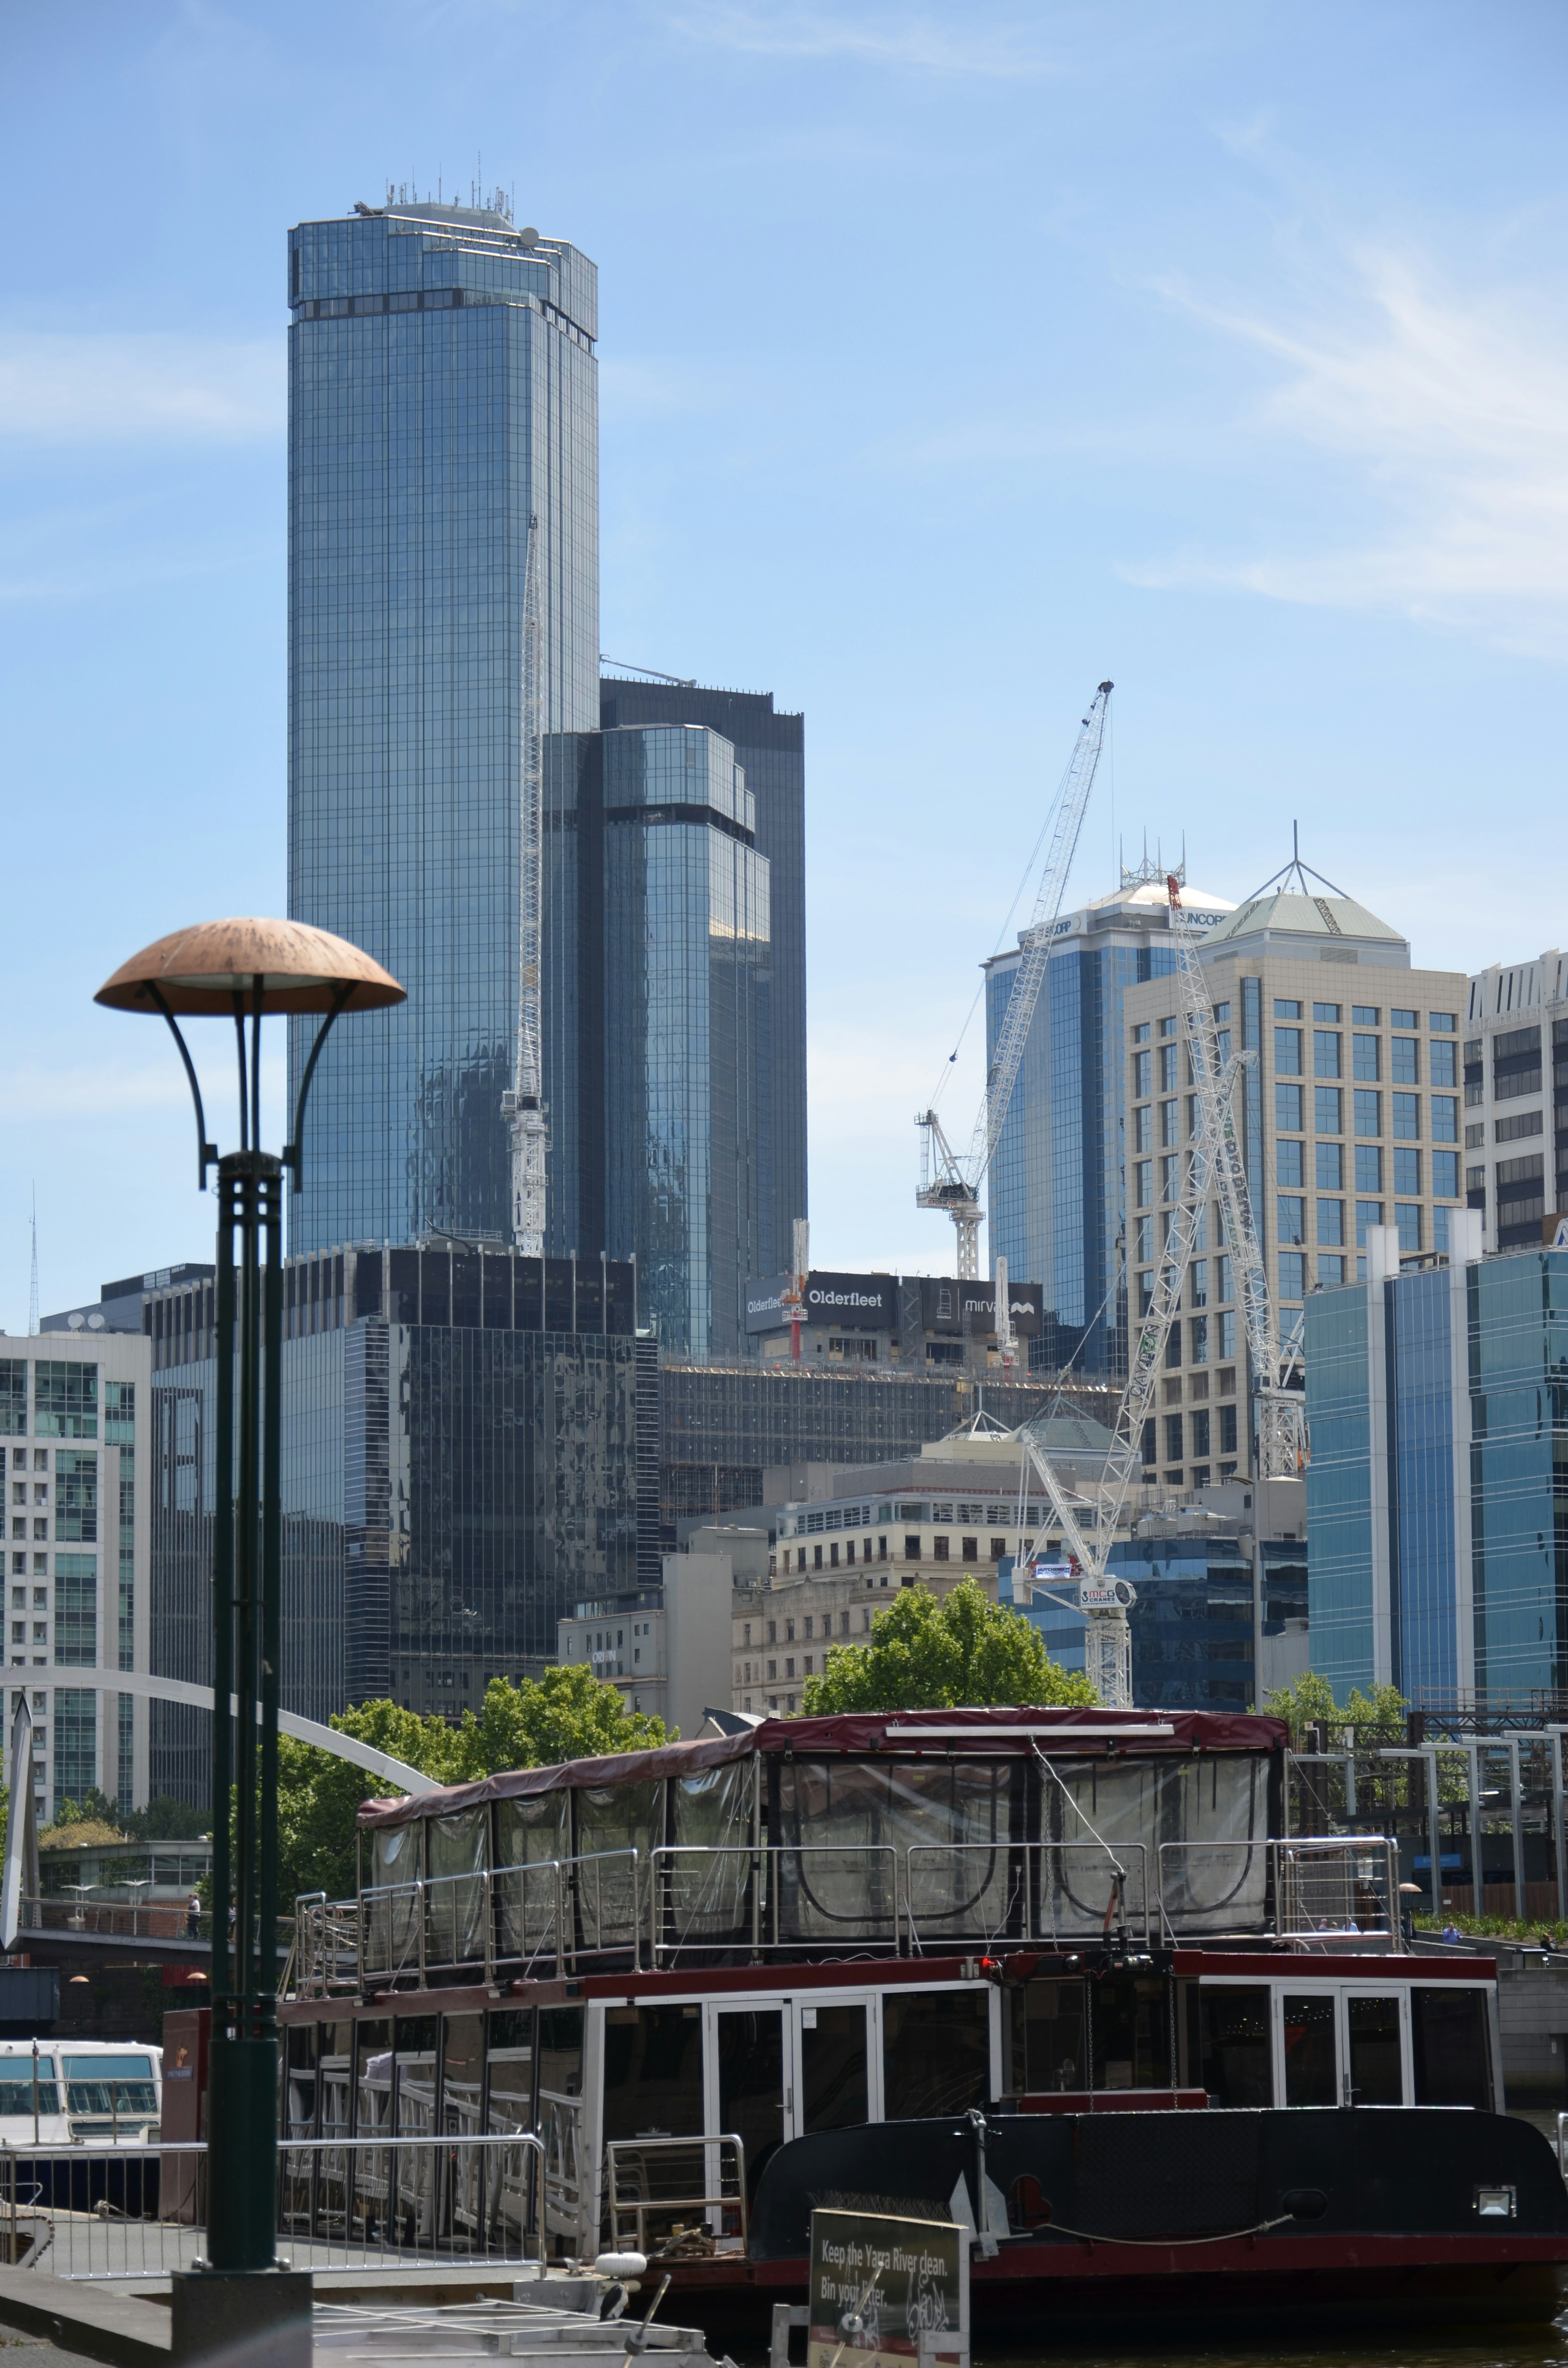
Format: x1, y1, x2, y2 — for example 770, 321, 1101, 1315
808, 2208, 968, 2368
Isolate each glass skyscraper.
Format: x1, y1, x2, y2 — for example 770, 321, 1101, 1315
287, 196, 598, 1253
597, 677, 807, 1277
1305, 1221, 1568, 1710
984, 864, 1233, 1374
545, 724, 772, 1359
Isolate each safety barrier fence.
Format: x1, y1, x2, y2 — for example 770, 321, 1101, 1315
603, 2133, 747, 2255
0, 2131, 544, 2281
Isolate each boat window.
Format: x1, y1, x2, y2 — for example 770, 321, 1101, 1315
1282, 1993, 1336, 2106
800, 2003, 869, 2132
366, 1821, 421, 1976
1347, 1996, 1403, 2106
883, 1989, 990, 2118
1194, 1987, 1271, 2108
62, 2055, 157, 2115
319, 2019, 353, 2140
537, 2007, 586, 2258
485, 2008, 535, 2134
391, 2015, 439, 2136
1009, 1978, 1087, 2095
1042, 1756, 1267, 1940
283, 2025, 318, 2140
603, 2005, 704, 2143
0, 2063, 60, 2115
575, 1781, 662, 1951
355, 2018, 392, 2136
773, 1759, 1016, 1944
538, 2007, 584, 2104
670, 1762, 753, 1942
496, 1793, 568, 1959
441, 2013, 484, 2134
427, 1809, 487, 1964
1411, 1987, 1490, 2109
1091, 1974, 1170, 2091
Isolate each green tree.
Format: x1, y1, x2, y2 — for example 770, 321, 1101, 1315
799, 1578, 1098, 1714
1263, 1670, 1408, 1748
120, 1795, 212, 1842
274, 1673, 666, 1908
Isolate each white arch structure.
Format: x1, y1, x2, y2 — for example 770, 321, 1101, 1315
29, 1667, 441, 1795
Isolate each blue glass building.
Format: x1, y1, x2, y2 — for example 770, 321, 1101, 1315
1305, 1220, 1568, 1709
984, 865, 1233, 1374
287, 197, 598, 1252
598, 676, 806, 1280
545, 725, 771, 1358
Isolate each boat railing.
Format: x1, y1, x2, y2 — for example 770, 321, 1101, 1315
301, 1830, 1408, 1998
0, 2130, 545, 2280
1555, 2112, 1568, 2185
1273, 1835, 1399, 1940
603, 2131, 748, 2255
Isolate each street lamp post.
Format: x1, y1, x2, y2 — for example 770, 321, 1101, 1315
96, 919, 402, 2354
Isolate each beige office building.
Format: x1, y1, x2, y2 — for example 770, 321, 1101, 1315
1122, 865, 1467, 1494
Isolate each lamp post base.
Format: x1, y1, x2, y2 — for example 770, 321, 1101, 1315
170, 2267, 313, 2368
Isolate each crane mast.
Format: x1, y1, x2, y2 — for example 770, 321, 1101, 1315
917, 680, 1114, 1279
502, 515, 548, 1253
1165, 874, 1305, 1478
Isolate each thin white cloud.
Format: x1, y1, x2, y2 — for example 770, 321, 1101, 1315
666, 2, 1052, 76
0, 331, 283, 445
1131, 248, 1568, 649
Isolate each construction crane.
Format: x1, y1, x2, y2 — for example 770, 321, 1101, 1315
501, 516, 548, 1253
1009, 984, 1230, 1704
1165, 872, 1306, 1477
917, 681, 1114, 1279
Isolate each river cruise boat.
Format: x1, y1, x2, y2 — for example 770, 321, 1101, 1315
282, 1706, 1568, 2334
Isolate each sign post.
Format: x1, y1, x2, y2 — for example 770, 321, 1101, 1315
808, 2209, 968, 2368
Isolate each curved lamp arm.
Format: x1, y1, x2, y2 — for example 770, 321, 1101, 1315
145, 985, 219, 1188
283, 982, 353, 1192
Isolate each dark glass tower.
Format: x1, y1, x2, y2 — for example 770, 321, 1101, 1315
286, 197, 598, 1253
545, 724, 772, 1358
597, 677, 806, 1276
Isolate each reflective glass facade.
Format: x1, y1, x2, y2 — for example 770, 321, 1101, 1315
598, 679, 806, 1279
1305, 1245, 1568, 1710
287, 203, 598, 1253
545, 726, 771, 1359
147, 1246, 649, 1802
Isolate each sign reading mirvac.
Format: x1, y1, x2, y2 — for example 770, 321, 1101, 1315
808, 2207, 968, 2368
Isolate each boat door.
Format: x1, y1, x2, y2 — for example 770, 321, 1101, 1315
1276, 1985, 1411, 2107
790, 1998, 880, 2134
705, 2004, 788, 2210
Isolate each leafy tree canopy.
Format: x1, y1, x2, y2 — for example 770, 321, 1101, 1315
1263, 1669, 1409, 1746
119, 1795, 212, 1842
799, 1578, 1098, 1715
274, 1668, 666, 1908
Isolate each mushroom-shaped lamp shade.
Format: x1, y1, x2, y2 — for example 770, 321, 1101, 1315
96, 918, 404, 1016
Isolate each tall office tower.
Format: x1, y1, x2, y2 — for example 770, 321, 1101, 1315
544, 724, 772, 1359
598, 676, 806, 1275
984, 859, 1235, 1376
1461, 950, 1568, 1250
287, 194, 598, 1253
1123, 861, 1468, 1497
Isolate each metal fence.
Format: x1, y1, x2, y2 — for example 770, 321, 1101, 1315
603, 2133, 747, 2255
0, 2131, 544, 2281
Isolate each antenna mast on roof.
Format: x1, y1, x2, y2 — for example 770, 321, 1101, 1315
28, 1188, 38, 1336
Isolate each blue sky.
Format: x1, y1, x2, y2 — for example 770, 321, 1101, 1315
4, 0, 1568, 1326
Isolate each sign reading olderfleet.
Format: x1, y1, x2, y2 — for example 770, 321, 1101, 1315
746, 1272, 898, 1333
918, 1279, 1042, 1338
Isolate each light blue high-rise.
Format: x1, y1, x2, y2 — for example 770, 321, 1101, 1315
286, 192, 598, 1253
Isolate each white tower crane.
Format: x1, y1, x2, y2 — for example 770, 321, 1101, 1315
1165, 872, 1306, 1477
501, 516, 548, 1253
916, 682, 1114, 1279
1010, 992, 1232, 1704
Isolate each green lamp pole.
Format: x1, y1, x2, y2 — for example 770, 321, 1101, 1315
96, 920, 403, 2314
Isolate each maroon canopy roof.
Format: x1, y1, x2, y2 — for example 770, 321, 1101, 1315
356, 1705, 1287, 1829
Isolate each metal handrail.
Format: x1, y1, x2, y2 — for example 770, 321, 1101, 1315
604, 2131, 748, 2253
1032, 1838, 1152, 1947
1272, 1835, 1400, 1942
1155, 1837, 1273, 1942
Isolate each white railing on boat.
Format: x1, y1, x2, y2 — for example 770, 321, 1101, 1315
603, 2132, 748, 2254
292, 1831, 1403, 1996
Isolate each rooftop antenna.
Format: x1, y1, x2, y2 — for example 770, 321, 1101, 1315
28, 1188, 38, 1336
